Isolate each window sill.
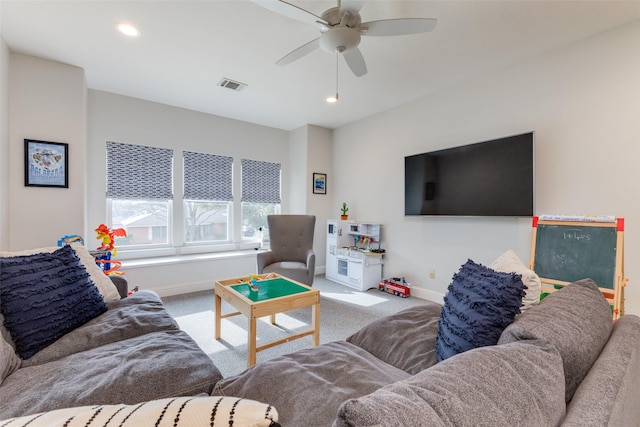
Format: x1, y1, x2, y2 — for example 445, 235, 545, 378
120, 249, 263, 269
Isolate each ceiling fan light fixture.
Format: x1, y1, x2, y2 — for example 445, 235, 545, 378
319, 27, 360, 54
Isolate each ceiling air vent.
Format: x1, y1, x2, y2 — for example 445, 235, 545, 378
218, 78, 247, 92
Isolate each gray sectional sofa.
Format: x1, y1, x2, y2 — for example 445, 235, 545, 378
2, 243, 639, 426
214, 279, 640, 426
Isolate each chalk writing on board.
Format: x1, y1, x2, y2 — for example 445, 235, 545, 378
563, 229, 591, 241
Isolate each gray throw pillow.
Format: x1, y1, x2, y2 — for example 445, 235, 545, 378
334, 339, 566, 427
498, 278, 613, 402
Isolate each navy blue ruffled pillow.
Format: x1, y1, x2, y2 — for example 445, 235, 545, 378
0, 245, 107, 359
436, 259, 525, 362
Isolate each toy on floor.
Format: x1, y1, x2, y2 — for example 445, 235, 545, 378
379, 277, 411, 298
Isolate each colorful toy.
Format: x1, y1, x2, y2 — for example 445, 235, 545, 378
95, 224, 127, 256
95, 224, 127, 275
57, 234, 84, 246
250, 274, 260, 291
379, 277, 411, 298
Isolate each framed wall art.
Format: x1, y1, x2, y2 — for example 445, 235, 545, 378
313, 172, 326, 195
24, 139, 69, 188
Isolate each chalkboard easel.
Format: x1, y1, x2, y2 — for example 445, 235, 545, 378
529, 215, 625, 320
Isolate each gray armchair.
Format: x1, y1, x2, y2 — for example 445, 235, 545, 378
256, 215, 316, 286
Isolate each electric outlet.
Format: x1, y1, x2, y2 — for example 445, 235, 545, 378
429, 269, 435, 279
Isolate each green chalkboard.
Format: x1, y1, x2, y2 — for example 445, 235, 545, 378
533, 223, 618, 289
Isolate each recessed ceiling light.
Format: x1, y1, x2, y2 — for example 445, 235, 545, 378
116, 22, 140, 37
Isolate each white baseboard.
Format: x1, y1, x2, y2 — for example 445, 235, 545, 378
411, 287, 445, 305
150, 271, 445, 304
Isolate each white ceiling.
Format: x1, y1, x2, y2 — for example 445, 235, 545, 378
2, 1, 639, 131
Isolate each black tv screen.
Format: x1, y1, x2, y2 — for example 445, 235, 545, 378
405, 132, 535, 216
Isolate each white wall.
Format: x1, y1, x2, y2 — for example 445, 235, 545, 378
306, 125, 333, 273
288, 124, 333, 273
0, 34, 9, 250
8, 53, 86, 251
332, 21, 640, 315
288, 126, 308, 215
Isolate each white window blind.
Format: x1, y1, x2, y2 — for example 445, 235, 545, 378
106, 141, 173, 200
183, 151, 233, 201
241, 159, 281, 203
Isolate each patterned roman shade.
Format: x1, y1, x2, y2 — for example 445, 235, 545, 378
106, 141, 173, 200
241, 159, 281, 204
183, 151, 233, 201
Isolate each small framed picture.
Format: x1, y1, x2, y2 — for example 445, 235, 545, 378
24, 139, 69, 188
313, 172, 327, 195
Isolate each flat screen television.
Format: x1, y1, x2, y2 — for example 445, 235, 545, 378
405, 132, 535, 216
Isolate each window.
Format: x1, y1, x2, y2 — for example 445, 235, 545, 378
241, 159, 281, 244
106, 141, 173, 248
106, 143, 282, 254
183, 151, 233, 244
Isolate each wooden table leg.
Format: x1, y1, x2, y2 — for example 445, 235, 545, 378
248, 317, 257, 366
214, 292, 221, 340
270, 313, 276, 324
312, 301, 320, 347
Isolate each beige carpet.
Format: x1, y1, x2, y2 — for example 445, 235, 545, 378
162, 276, 428, 377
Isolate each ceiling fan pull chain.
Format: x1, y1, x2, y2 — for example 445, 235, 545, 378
335, 51, 339, 101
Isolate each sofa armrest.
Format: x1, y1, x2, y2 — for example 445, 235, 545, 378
562, 315, 640, 427
109, 276, 128, 299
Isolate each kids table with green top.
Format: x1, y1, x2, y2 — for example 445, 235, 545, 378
214, 273, 320, 366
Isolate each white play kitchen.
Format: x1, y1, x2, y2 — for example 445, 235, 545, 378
326, 220, 384, 291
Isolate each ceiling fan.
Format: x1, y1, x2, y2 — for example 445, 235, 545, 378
255, 0, 437, 77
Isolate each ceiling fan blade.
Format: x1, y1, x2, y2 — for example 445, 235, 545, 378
276, 38, 320, 66
339, 0, 366, 15
343, 47, 367, 77
361, 18, 437, 36
252, 0, 328, 26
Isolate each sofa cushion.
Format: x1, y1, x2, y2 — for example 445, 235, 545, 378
21, 290, 179, 368
498, 278, 613, 403
0, 242, 121, 302
435, 259, 525, 362
0, 335, 20, 385
334, 339, 566, 427
213, 340, 411, 427
490, 249, 541, 310
0, 329, 223, 419
0, 396, 280, 427
346, 302, 441, 375
0, 245, 108, 359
